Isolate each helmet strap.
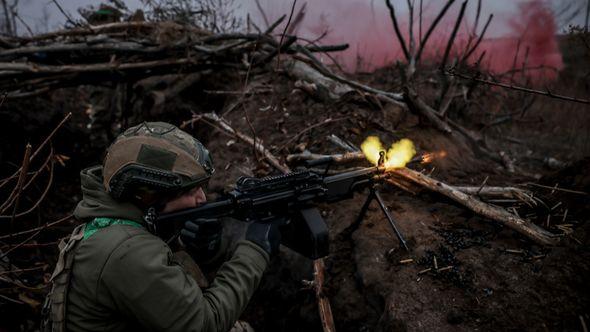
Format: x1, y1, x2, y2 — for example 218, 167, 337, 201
144, 207, 158, 234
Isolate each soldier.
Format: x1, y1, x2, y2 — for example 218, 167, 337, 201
42, 122, 280, 332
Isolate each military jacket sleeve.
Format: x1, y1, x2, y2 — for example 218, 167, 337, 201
99, 232, 269, 332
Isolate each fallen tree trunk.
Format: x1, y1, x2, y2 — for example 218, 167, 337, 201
283, 58, 354, 101
391, 168, 560, 246
290, 52, 406, 107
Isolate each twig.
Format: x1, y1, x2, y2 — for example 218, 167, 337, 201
447, 69, 590, 105
203, 89, 272, 96
275, 117, 346, 152
0, 155, 55, 219
286, 3, 307, 35
264, 15, 286, 34
0, 58, 207, 75
243, 106, 260, 162
418, 0, 423, 42
581, 315, 588, 332
0, 214, 72, 240
24, 21, 191, 42
407, 0, 416, 71
435, 0, 466, 109
0, 112, 71, 190
198, 113, 290, 173
440, 1, 467, 69
13, 11, 33, 37
524, 183, 588, 195
275, 0, 298, 72
0, 240, 58, 250
455, 186, 537, 207
0, 145, 53, 213
314, 259, 335, 332
50, 0, 79, 27
0, 228, 42, 261
460, 14, 493, 62
254, 0, 271, 28
462, 0, 482, 61
1, 0, 14, 36
510, 37, 522, 81
472, 0, 482, 37
476, 176, 489, 196
0, 293, 24, 305
385, 0, 410, 61
415, 0, 456, 62
8, 144, 31, 251
0, 265, 46, 276
0, 274, 48, 290
326, 135, 358, 152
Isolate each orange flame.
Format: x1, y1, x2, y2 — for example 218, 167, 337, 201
421, 151, 447, 164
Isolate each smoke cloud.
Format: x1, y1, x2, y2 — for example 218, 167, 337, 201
247, 0, 564, 79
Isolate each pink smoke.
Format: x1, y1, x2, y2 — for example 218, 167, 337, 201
249, 0, 563, 80
475, 1, 563, 80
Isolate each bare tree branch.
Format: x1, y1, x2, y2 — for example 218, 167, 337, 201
418, 0, 423, 41
441, 0, 467, 69
407, 0, 416, 70
254, 0, 270, 28
50, 0, 79, 27
461, 13, 493, 62
415, 0, 456, 62
448, 69, 590, 105
1, 0, 14, 35
385, 0, 410, 61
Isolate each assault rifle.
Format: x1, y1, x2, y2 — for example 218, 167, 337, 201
155, 160, 409, 259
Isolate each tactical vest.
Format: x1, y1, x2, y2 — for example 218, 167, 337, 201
40, 220, 210, 332
41, 223, 85, 332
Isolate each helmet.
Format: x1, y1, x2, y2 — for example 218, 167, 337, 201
103, 122, 215, 203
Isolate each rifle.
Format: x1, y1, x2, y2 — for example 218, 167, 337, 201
154, 160, 409, 259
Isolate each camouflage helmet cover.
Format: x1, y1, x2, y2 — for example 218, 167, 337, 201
103, 122, 214, 201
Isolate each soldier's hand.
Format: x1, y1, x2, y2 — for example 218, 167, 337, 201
180, 218, 223, 261
245, 221, 281, 256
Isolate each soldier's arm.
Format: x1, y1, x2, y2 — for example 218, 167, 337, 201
100, 231, 269, 332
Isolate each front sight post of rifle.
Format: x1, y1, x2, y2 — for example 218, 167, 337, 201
354, 186, 410, 252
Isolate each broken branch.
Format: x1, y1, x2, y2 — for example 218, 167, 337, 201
390, 167, 561, 246
448, 69, 590, 105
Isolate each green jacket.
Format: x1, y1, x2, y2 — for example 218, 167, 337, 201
66, 166, 269, 332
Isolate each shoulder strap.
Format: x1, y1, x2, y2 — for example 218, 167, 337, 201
41, 224, 86, 332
